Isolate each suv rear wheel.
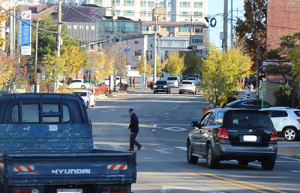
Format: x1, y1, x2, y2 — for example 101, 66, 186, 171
187, 141, 198, 164
206, 143, 220, 169
261, 159, 275, 170
283, 127, 298, 141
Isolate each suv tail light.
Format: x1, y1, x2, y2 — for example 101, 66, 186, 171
270, 130, 277, 142
218, 128, 229, 140
297, 119, 300, 123
12, 188, 40, 193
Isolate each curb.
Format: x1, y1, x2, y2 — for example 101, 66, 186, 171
278, 153, 300, 159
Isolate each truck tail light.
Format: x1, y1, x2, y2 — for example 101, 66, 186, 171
101, 187, 127, 193
218, 128, 229, 140
270, 130, 277, 142
12, 188, 40, 193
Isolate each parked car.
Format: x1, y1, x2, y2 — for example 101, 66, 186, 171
167, 76, 180, 88
72, 90, 96, 108
99, 77, 127, 86
187, 109, 278, 170
260, 107, 300, 141
67, 79, 91, 89
187, 77, 200, 84
153, 80, 171, 94
226, 98, 273, 110
179, 80, 196, 94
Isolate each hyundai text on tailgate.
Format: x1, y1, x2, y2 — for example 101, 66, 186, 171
187, 109, 278, 170
0, 94, 137, 193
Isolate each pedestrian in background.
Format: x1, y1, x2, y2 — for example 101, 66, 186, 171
250, 83, 254, 92
129, 77, 132, 87
133, 77, 136, 88
128, 108, 142, 152
245, 86, 252, 98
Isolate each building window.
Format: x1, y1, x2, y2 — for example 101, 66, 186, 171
195, 49, 203, 54
135, 41, 139, 44
166, 27, 175, 32
167, 1, 174, 7
150, 51, 153, 59
194, 2, 203, 8
149, 1, 154, 7
140, 10, 147, 17
124, 0, 134, 6
179, 27, 189, 32
89, 44, 94, 50
116, 10, 120, 16
181, 11, 189, 17
142, 26, 147, 31
180, 2, 190, 8
125, 10, 134, 16
174, 41, 185, 47
194, 28, 203, 33
115, 0, 120, 6
165, 41, 173, 47
140, 0, 146, 7
192, 38, 203, 43
194, 12, 202, 17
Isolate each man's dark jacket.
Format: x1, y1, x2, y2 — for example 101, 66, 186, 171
129, 113, 139, 133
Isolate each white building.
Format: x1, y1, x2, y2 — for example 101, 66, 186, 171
75, 0, 208, 24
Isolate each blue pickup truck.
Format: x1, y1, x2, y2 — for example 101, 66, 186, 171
0, 93, 137, 193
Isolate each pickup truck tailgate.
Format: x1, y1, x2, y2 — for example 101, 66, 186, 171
2, 150, 136, 185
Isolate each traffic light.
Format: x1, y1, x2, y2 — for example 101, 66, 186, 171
187, 46, 193, 49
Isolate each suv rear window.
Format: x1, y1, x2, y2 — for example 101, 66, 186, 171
223, 111, 273, 128
156, 81, 167, 84
167, 77, 177, 80
294, 111, 300, 117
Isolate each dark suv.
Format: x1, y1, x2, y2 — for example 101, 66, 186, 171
153, 80, 171, 94
187, 109, 278, 170
226, 99, 273, 110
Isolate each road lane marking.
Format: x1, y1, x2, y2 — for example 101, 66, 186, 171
184, 172, 269, 193
139, 157, 287, 193
165, 112, 169, 115
164, 119, 172, 120
173, 105, 179, 110
98, 122, 111, 130
198, 172, 286, 193
175, 146, 186, 151
164, 127, 187, 132
152, 129, 156, 132
149, 123, 189, 126
161, 186, 222, 193
291, 170, 300, 173
154, 148, 172, 154
153, 124, 157, 127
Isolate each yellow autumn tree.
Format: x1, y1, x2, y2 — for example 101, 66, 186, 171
165, 51, 185, 76
200, 42, 252, 107
0, 53, 15, 89
135, 56, 152, 75
88, 52, 112, 85
60, 46, 86, 92
43, 53, 64, 93
153, 55, 168, 76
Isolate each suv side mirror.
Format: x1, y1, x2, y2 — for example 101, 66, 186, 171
191, 121, 199, 127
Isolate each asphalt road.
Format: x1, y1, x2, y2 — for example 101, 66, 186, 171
87, 88, 300, 193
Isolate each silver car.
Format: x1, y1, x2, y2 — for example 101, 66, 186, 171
260, 107, 300, 141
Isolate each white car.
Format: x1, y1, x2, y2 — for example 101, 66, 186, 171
167, 76, 180, 88
187, 77, 200, 84
260, 107, 300, 141
72, 90, 96, 108
68, 79, 90, 89
179, 80, 196, 94
100, 77, 127, 86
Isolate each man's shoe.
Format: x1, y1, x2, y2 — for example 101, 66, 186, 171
138, 146, 142, 151
127, 148, 133, 152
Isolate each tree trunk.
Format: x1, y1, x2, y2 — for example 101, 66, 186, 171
47, 85, 49, 93
291, 85, 296, 108
63, 78, 66, 93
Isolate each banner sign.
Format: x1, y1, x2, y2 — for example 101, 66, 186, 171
261, 61, 292, 72
21, 10, 31, 55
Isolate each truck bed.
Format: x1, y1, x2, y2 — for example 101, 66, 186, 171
0, 149, 137, 186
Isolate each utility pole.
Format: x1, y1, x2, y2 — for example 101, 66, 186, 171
17, 9, 21, 89
230, 0, 233, 48
223, 0, 228, 52
153, 10, 157, 83
34, 20, 39, 93
189, 14, 192, 52
113, 2, 116, 92
54, 0, 62, 93
256, 42, 260, 99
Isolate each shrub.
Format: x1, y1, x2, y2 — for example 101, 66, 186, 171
273, 84, 299, 107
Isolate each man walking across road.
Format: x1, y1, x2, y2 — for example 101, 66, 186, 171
128, 108, 142, 152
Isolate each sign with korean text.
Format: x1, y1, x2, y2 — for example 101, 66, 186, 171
21, 10, 31, 55
90, 8, 96, 15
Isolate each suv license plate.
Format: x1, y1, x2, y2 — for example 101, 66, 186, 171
57, 189, 82, 193
243, 135, 257, 142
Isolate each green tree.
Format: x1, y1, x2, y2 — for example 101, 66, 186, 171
135, 56, 152, 75
183, 51, 200, 76
31, 14, 80, 59
235, 0, 267, 71
165, 51, 185, 76
264, 32, 300, 107
200, 44, 252, 107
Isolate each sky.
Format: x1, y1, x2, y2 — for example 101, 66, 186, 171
207, 0, 245, 49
